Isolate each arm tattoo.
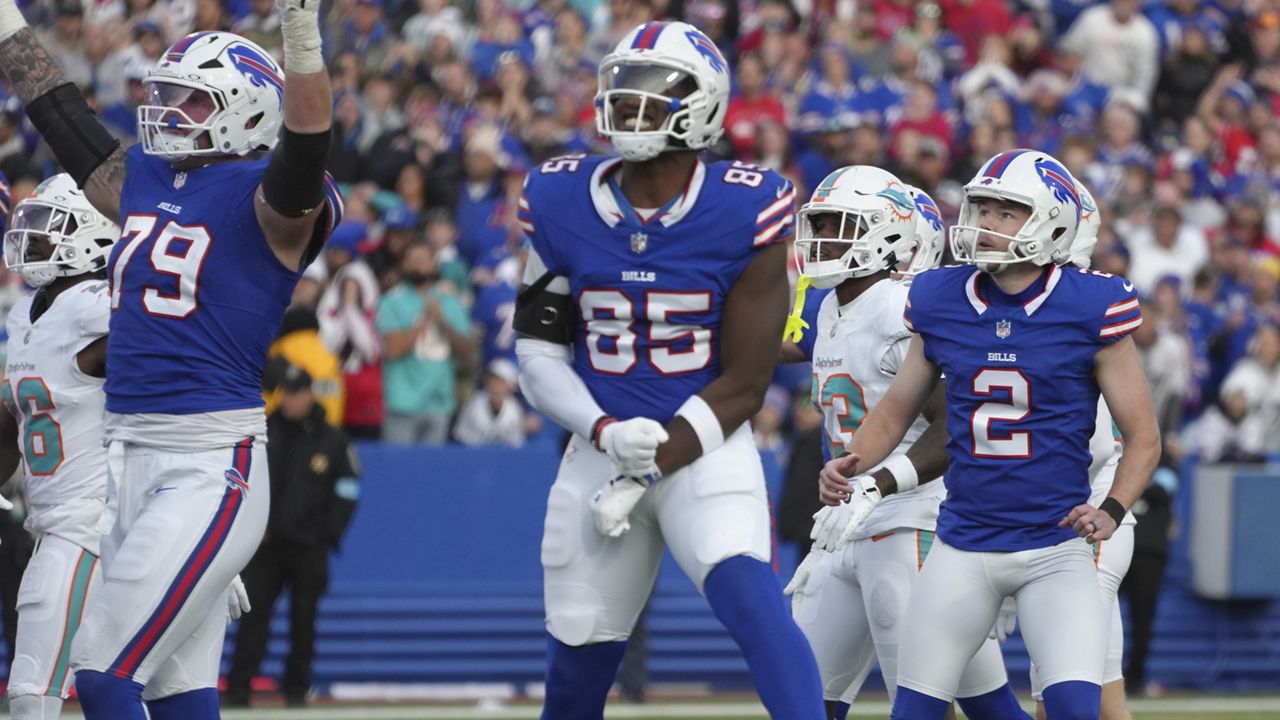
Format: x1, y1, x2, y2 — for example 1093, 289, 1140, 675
83, 149, 127, 224
0, 28, 69, 103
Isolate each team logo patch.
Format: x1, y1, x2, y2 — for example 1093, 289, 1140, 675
685, 30, 727, 74
1034, 158, 1080, 214
226, 43, 283, 103
914, 192, 943, 231
1079, 185, 1098, 226
996, 319, 1012, 339
630, 232, 648, 254
876, 183, 915, 221
225, 467, 250, 493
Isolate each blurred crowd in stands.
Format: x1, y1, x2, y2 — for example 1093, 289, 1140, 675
0, 0, 1277, 463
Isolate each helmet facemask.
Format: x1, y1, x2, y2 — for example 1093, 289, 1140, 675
950, 192, 1067, 274
795, 208, 908, 289
596, 60, 711, 161
138, 80, 231, 162
4, 202, 106, 287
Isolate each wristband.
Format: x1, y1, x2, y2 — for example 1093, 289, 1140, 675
281, 10, 324, 74
1099, 496, 1126, 529
879, 454, 918, 494
0, 0, 27, 43
676, 395, 725, 455
590, 415, 616, 451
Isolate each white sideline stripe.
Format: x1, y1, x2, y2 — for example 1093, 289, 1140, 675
54, 695, 1280, 719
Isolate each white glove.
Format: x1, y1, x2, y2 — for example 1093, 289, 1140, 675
782, 548, 822, 614
810, 475, 881, 552
596, 418, 669, 478
990, 597, 1017, 642
226, 575, 251, 625
590, 474, 651, 538
0, 492, 12, 512
277, 0, 323, 73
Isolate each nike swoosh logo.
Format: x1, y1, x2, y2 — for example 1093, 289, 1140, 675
776, 185, 788, 199
151, 486, 177, 495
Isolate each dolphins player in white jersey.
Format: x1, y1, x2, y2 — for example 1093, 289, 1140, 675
0, 174, 116, 719
1003, 181, 1136, 720
780, 169, 1029, 720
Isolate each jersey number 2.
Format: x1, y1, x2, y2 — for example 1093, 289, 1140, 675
971, 368, 1031, 458
2, 378, 63, 476
111, 216, 212, 319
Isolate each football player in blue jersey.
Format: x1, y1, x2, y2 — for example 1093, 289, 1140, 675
0, 0, 341, 716
779, 176, 1029, 720
815, 149, 1160, 720
514, 20, 824, 719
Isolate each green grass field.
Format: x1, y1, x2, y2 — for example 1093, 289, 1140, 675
49, 696, 1280, 719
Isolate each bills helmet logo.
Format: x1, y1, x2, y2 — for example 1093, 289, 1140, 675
913, 191, 943, 232
227, 43, 284, 103
685, 30, 727, 74
1034, 158, 1081, 218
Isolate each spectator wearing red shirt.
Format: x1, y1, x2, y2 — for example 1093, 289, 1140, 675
724, 54, 787, 159
939, 0, 1013, 65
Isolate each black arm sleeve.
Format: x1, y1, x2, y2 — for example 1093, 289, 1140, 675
261, 127, 332, 218
513, 272, 575, 345
25, 83, 120, 187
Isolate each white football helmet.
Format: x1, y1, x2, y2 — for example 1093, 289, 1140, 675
4, 174, 120, 287
1067, 179, 1100, 268
950, 149, 1081, 270
794, 166, 918, 289
595, 21, 731, 161
138, 31, 284, 162
899, 184, 945, 283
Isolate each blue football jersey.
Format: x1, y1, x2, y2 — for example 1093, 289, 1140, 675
904, 264, 1142, 552
519, 154, 794, 424
106, 146, 343, 414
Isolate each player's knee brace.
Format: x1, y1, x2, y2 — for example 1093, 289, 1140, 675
890, 687, 951, 720
74, 670, 147, 720
1042, 680, 1101, 720
956, 683, 1033, 720
145, 688, 220, 720
541, 635, 627, 720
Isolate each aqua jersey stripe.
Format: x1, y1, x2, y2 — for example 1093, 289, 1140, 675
45, 550, 97, 697
918, 530, 935, 569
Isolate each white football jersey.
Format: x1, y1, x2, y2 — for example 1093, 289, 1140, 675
811, 279, 946, 540
4, 280, 110, 550
1087, 397, 1136, 526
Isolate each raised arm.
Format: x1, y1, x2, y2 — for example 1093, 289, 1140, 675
0, 15, 125, 221
254, 0, 334, 271
654, 242, 788, 476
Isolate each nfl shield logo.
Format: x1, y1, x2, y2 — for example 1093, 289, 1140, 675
996, 319, 1012, 339
173, 171, 187, 190
630, 232, 648, 254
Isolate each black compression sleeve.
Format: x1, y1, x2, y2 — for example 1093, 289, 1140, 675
261, 127, 332, 218
25, 83, 120, 187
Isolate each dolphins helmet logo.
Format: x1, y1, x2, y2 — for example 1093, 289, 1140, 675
876, 183, 916, 221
